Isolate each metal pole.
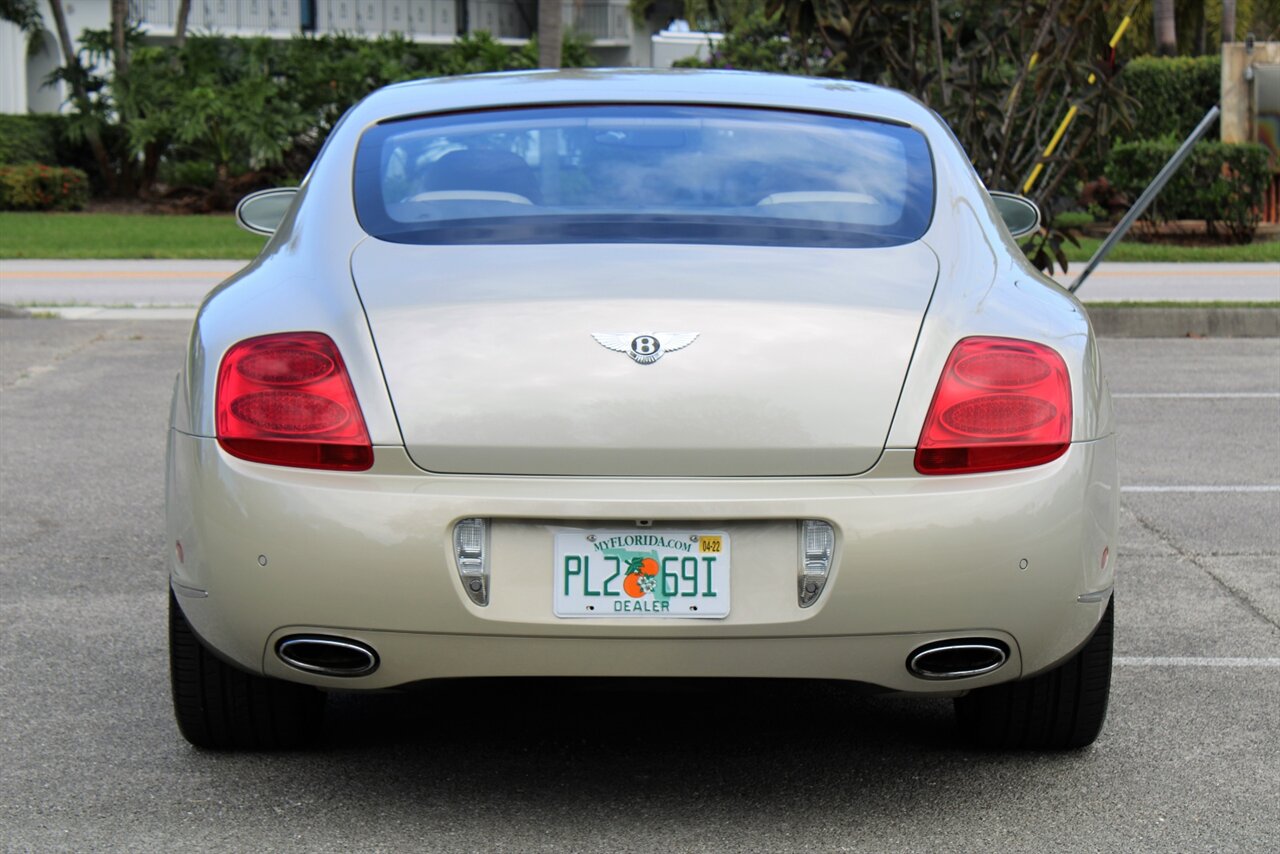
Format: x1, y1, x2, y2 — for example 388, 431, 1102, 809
1069, 105, 1220, 293
1021, 6, 1137, 194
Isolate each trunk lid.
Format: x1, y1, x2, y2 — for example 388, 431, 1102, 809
350, 241, 937, 476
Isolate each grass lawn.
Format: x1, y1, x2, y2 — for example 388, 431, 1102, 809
0, 211, 266, 259
1, 211, 1278, 262
1060, 236, 1280, 263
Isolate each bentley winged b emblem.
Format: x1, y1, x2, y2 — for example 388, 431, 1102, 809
591, 332, 700, 365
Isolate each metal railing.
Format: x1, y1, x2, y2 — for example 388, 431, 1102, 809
563, 1, 631, 44
131, 0, 301, 34
316, 1, 460, 38
465, 0, 533, 40
131, 0, 631, 43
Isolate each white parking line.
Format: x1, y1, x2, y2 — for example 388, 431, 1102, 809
1113, 393, 1280, 399
16, 306, 198, 320
1122, 486, 1280, 493
1115, 657, 1280, 667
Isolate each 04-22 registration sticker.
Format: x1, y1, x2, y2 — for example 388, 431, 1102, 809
553, 529, 731, 619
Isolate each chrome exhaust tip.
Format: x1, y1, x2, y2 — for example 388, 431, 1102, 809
907, 640, 1008, 680
276, 636, 379, 678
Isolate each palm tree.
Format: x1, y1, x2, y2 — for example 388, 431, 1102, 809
538, 0, 563, 68
47, 0, 117, 192
1154, 0, 1177, 55
175, 0, 193, 46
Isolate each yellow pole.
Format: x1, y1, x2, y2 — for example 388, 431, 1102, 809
1088, 16, 1133, 84
1023, 105, 1079, 193
1109, 15, 1132, 47
1021, 11, 1133, 194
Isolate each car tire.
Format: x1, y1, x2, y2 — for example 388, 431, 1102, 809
955, 597, 1113, 749
169, 591, 324, 750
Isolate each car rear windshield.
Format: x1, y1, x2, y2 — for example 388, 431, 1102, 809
353, 104, 934, 248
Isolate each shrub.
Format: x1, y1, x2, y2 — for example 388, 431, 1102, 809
1105, 139, 1271, 242
0, 114, 86, 166
0, 114, 113, 197
161, 159, 218, 189
1119, 56, 1221, 143
1053, 210, 1096, 230
673, 11, 834, 75
0, 164, 92, 211
0, 115, 62, 165
106, 30, 597, 201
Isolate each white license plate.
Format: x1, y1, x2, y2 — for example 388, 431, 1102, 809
553, 529, 730, 619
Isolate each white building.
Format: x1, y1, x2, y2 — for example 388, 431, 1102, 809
1, 2, 111, 114
2, 0, 703, 114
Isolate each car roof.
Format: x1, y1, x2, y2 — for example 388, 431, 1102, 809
352, 68, 938, 129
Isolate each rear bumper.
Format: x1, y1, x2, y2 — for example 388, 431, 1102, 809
167, 434, 1118, 694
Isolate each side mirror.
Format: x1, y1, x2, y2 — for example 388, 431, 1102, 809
988, 191, 1042, 238
235, 187, 298, 235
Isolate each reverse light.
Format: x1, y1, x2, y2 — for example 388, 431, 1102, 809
216, 333, 373, 471
453, 518, 489, 606
799, 520, 834, 607
915, 337, 1071, 475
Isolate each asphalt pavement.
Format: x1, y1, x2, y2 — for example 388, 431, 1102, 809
0, 318, 1277, 852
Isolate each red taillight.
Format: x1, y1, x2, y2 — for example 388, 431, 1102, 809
915, 337, 1071, 475
216, 333, 373, 471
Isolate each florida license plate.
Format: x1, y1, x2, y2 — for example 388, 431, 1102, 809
553, 529, 731, 618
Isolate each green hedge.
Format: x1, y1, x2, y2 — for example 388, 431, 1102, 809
1119, 56, 1221, 142
673, 11, 834, 74
0, 114, 101, 192
1105, 139, 1271, 242
0, 163, 91, 211
49, 29, 596, 201
0, 115, 70, 165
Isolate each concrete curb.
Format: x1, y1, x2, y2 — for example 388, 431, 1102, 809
1086, 307, 1280, 338
3, 303, 1277, 337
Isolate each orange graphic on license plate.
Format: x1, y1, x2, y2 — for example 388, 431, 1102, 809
623, 557, 660, 598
